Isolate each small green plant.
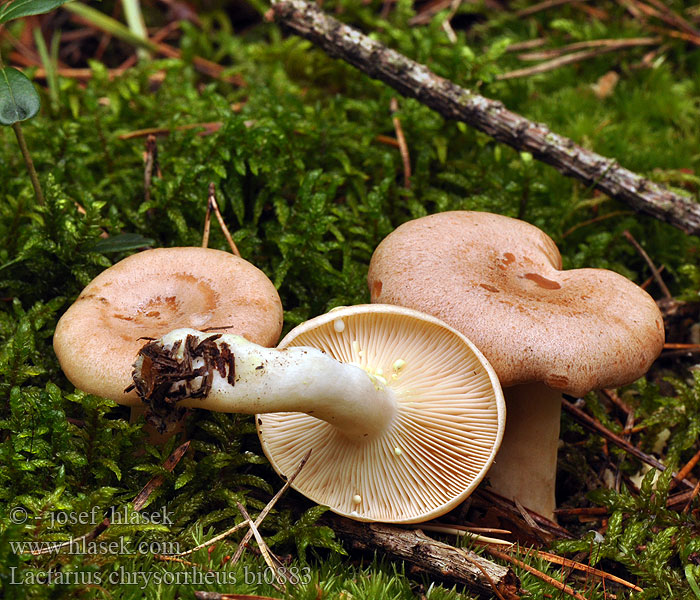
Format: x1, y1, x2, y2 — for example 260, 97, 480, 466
0, 0, 73, 205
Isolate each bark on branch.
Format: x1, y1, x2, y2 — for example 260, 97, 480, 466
272, 0, 700, 236
324, 515, 521, 599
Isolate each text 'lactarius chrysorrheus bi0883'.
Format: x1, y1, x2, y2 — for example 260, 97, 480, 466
130, 304, 506, 523
368, 211, 665, 520
53, 247, 283, 431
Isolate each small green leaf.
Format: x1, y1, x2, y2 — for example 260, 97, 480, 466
686, 564, 700, 599
92, 233, 154, 253
0, 0, 73, 24
0, 67, 40, 125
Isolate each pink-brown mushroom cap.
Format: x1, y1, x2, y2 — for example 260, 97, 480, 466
368, 211, 665, 396
54, 247, 283, 405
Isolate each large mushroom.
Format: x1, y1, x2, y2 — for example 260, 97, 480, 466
54, 247, 283, 430
368, 211, 665, 519
131, 304, 506, 523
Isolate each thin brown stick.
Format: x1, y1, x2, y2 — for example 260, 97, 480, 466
515, 547, 643, 592
230, 450, 311, 564
562, 398, 695, 489
460, 550, 509, 600
554, 506, 609, 517
236, 502, 286, 583
205, 183, 241, 257
133, 440, 191, 510
154, 554, 213, 570
631, 0, 700, 37
516, 0, 586, 18
683, 478, 700, 513
622, 230, 672, 300
194, 593, 282, 600
561, 211, 634, 239
646, 24, 700, 46
65, 10, 246, 86
670, 447, 700, 491
271, 0, 700, 236
667, 489, 696, 509
175, 521, 248, 558
390, 98, 412, 188
517, 37, 660, 60
640, 264, 666, 290
375, 134, 400, 148
663, 343, 700, 351
119, 122, 223, 140
177, 450, 311, 559
506, 38, 548, 52
202, 189, 213, 250
22, 66, 127, 80
600, 388, 633, 416
144, 134, 158, 204
499, 40, 658, 80
485, 546, 588, 600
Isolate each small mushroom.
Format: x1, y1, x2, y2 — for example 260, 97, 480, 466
54, 247, 283, 426
368, 211, 665, 519
131, 304, 505, 523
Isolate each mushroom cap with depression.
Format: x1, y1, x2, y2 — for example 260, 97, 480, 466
368, 211, 665, 396
257, 304, 505, 523
54, 247, 283, 404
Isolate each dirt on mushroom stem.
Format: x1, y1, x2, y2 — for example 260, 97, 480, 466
129, 333, 235, 433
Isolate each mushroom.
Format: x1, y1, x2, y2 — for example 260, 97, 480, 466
131, 304, 506, 523
367, 211, 665, 519
54, 247, 283, 431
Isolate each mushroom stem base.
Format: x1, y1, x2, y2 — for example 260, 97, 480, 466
486, 383, 561, 521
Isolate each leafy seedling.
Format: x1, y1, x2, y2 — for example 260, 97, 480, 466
0, 0, 74, 205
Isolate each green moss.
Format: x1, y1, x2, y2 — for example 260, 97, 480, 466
2, 0, 700, 597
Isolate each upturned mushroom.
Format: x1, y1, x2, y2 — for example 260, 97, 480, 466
54, 247, 283, 430
131, 304, 506, 523
368, 211, 665, 519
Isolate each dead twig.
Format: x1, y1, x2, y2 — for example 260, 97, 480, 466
271, 0, 700, 236
324, 515, 522, 599
485, 546, 588, 600
202, 183, 241, 257
663, 343, 700, 351
390, 98, 412, 188
499, 40, 658, 80
512, 547, 643, 593
177, 450, 311, 559
473, 488, 573, 541
144, 134, 160, 204
119, 122, 223, 140
622, 230, 672, 300
560, 211, 634, 239
640, 264, 666, 290
517, 37, 660, 61
506, 38, 548, 52
516, 0, 588, 18
683, 479, 700, 514
554, 506, 609, 518
194, 593, 282, 600
132, 440, 191, 510
670, 447, 700, 491
236, 502, 285, 583
562, 398, 695, 490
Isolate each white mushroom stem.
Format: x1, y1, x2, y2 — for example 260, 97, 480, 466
485, 383, 562, 521
132, 328, 398, 441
